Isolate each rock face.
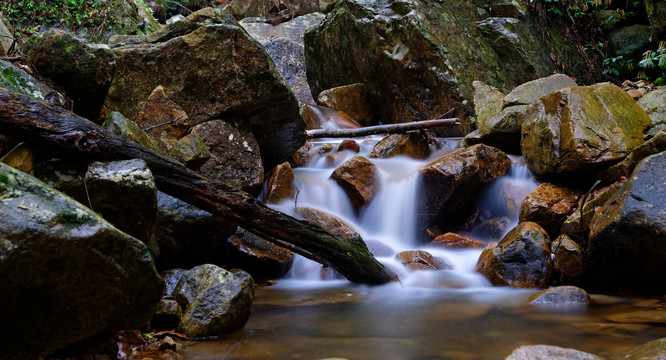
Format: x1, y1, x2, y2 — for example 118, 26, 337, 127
0, 16, 12, 56
317, 83, 374, 126
191, 120, 264, 194
476, 222, 552, 288
304, 0, 553, 129
520, 84, 651, 177
330, 156, 379, 210
84, 159, 158, 242
224, 228, 295, 280
586, 152, 666, 293
173, 264, 254, 338
369, 132, 431, 159
419, 144, 512, 233
518, 182, 581, 237
0, 163, 164, 360
26, 29, 116, 122
104, 8, 305, 166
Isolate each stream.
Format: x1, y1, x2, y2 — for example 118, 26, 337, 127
180, 120, 666, 359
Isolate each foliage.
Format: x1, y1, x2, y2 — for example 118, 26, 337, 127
639, 41, 666, 85
0, 0, 119, 38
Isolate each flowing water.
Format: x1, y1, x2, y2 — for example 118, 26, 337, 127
180, 118, 666, 359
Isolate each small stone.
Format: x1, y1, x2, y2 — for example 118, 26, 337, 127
338, 140, 360, 153
264, 162, 295, 204
504, 344, 603, 360
431, 233, 485, 249
317, 83, 374, 126
395, 250, 451, 271
330, 156, 379, 211
369, 132, 431, 159
529, 286, 590, 305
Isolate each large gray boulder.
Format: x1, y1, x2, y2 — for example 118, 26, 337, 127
586, 151, 666, 294
104, 8, 305, 166
0, 60, 64, 106
636, 87, 666, 127
0, 163, 164, 360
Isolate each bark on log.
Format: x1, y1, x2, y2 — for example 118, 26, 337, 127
0, 89, 398, 285
305, 118, 460, 139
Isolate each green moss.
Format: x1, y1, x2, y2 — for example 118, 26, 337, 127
0, 66, 29, 91
0, 173, 9, 186
57, 208, 96, 229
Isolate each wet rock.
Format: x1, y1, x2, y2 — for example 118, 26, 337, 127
264, 162, 295, 204
463, 105, 526, 154
0, 163, 164, 360
519, 182, 581, 237
419, 144, 512, 234
317, 83, 374, 126
0, 16, 12, 56
430, 232, 485, 249
551, 235, 584, 285
330, 156, 379, 211
490, 0, 527, 19
301, 103, 361, 130
153, 191, 236, 270
0, 142, 34, 175
472, 80, 505, 130
191, 120, 264, 194
104, 8, 304, 167
369, 132, 431, 159
609, 25, 651, 59
529, 286, 590, 305
0, 60, 64, 105
292, 141, 314, 166
151, 298, 183, 330
33, 159, 88, 204
504, 345, 603, 360
224, 227, 295, 280
637, 87, 666, 127
476, 222, 552, 288
587, 152, 666, 293
646, 124, 666, 140
473, 216, 513, 241
503, 180, 534, 217
504, 73, 577, 107
161, 268, 185, 296
26, 29, 115, 121
240, 13, 326, 41
614, 337, 666, 360
319, 143, 334, 154
295, 206, 359, 237
395, 250, 451, 271
167, 132, 211, 169
521, 84, 651, 177
102, 111, 165, 155
136, 85, 190, 150
560, 182, 623, 236
173, 264, 254, 338
338, 140, 360, 153
600, 130, 666, 182
84, 159, 157, 242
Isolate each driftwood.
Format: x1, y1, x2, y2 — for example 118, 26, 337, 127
0, 89, 398, 285
305, 118, 460, 139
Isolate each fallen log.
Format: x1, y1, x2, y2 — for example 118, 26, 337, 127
0, 89, 397, 285
305, 118, 460, 139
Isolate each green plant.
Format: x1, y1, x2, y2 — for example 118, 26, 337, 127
602, 55, 634, 76
639, 41, 666, 84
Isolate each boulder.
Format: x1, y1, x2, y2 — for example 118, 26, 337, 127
317, 83, 374, 126
472, 80, 505, 130
153, 191, 236, 270
0, 15, 13, 56
586, 151, 666, 293
504, 345, 603, 360
240, 12, 326, 41
304, 0, 552, 131
0, 142, 34, 175
504, 73, 577, 107
476, 222, 552, 288
419, 144, 512, 234
637, 87, 666, 127
151, 298, 183, 330
490, 0, 527, 19
33, 159, 88, 205
135, 85, 190, 149
608, 25, 651, 59
520, 84, 651, 177
173, 264, 254, 338
230, 0, 335, 17
167, 132, 211, 169
518, 182, 581, 237
295, 206, 359, 237
104, 8, 305, 167
369, 132, 431, 159
529, 285, 590, 305
430, 232, 485, 249
102, 111, 165, 155
395, 250, 451, 271
0, 163, 164, 360
191, 120, 264, 194
551, 235, 584, 285
330, 156, 379, 211
560, 182, 624, 235
463, 105, 526, 154
264, 161, 295, 204
224, 227, 295, 280
615, 337, 666, 360
26, 29, 116, 122
599, 130, 666, 182
84, 159, 157, 242
0, 60, 64, 106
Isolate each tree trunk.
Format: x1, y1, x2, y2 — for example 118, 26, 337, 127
0, 89, 397, 285
305, 118, 460, 139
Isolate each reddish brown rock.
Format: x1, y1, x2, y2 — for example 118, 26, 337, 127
519, 182, 581, 237
430, 233, 485, 249
291, 142, 314, 167
395, 250, 451, 271
560, 182, 624, 236
551, 235, 584, 285
0, 143, 34, 175
369, 132, 431, 159
295, 206, 358, 237
476, 222, 553, 288
338, 139, 360, 153
330, 156, 378, 210
264, 162, 295, 204
136, 85, 190, 150
317, 83, 375, 126
300, 103, 361, 130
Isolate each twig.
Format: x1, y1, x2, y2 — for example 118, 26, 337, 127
142, 115, 185, 132
83, 177, 94, 212
305, 118, 460, 139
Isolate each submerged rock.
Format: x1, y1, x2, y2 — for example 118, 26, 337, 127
476, 222, 552, 288
529, 285, 590, 305
0, 163, 164, 360
504, 345, 603, 360
330, 156, 379, 211
586, 151, 666, 293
